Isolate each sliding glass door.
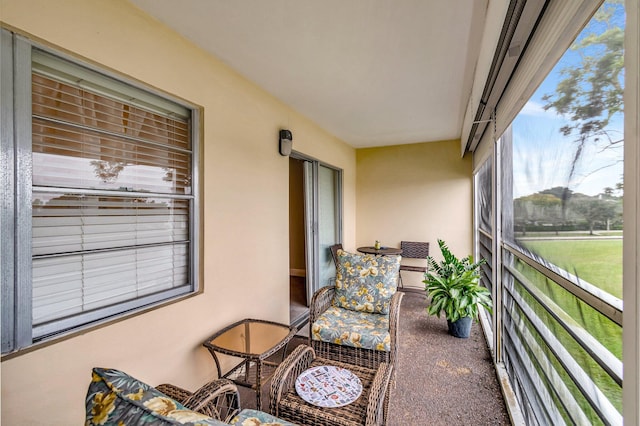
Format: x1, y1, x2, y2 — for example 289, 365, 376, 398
301, 159, 342, 303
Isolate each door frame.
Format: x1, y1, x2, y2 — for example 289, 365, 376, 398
290, 152, 343, 304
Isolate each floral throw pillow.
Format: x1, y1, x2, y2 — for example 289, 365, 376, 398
85, 367, 225, 425
332, 249, 400, 314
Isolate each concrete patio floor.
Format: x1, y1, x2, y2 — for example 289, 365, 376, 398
388, 290, 510, 425
243, 290, 511, 425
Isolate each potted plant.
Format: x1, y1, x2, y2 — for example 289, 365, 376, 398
423, 239, 492, 338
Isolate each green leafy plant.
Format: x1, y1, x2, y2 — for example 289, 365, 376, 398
423, 239, 492, 322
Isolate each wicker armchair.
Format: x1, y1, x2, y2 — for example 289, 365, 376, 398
308, 250, 402, 424
329, 243, 343, 267
270, 344, 393, 426
156, 378, 240, 422
309, 286, 403, 371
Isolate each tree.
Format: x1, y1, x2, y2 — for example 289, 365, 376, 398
540, 186, 574, 200
615, 175, 624, 195
542, 0, 624, 191
603, 187, 614, 198
513, 197, 530, 235
571, 197, 617, 235
514, 192, 565, 234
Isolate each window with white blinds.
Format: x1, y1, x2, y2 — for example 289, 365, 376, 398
30, 50, 196, 338
1, 38, 198, 350
29, 51, 197, 338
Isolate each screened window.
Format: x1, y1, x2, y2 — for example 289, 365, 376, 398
1, 33, 199, 353
510, 0, 623, 305
475, 156, 494, 299
499, 1, 624, 423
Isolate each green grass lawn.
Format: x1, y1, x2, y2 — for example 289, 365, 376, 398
519, 239, 622, 298
514, 237, 623, 416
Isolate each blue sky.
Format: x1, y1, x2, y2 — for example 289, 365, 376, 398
511, 1, 625, 198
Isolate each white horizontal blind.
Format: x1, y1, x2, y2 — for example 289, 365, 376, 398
32, 245, 188, 324
32, 196, 189, 254
30, 50, 193, 334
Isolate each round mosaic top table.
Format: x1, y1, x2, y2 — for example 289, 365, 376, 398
295, 365, 363, 408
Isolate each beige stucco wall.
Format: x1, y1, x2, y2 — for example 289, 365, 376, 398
356, 140, 473, 289
0, 0, 356, 424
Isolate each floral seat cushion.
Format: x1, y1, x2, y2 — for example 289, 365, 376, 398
229, 409, 296, 425
311, 305, 391, 351
86, 367, 226, 425
333, 250, 400, 314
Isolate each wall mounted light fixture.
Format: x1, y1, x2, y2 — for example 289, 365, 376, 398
279, 129, 293, 156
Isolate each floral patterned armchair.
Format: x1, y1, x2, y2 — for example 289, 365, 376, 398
309, 249, 403, 372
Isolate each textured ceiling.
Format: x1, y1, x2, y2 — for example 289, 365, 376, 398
129, 0, 488, 147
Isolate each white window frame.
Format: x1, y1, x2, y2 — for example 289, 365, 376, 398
1, 29, 201, 354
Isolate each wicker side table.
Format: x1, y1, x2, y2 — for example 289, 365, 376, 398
203, 318, 297, 409
270, 345, 393, 426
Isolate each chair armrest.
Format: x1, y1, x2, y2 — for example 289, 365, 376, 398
309, 286, 335, 325
365, 363, 393, 426
155, 383, 193, 405
158, 379, 240, 422
186, 378, 240, 422
388, 291, 404, 366
269, 344, 316, 417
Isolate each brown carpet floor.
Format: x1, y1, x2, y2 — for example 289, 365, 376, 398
240, 290, 511, 425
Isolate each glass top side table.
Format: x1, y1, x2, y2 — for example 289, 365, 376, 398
203, 318, 297, 409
